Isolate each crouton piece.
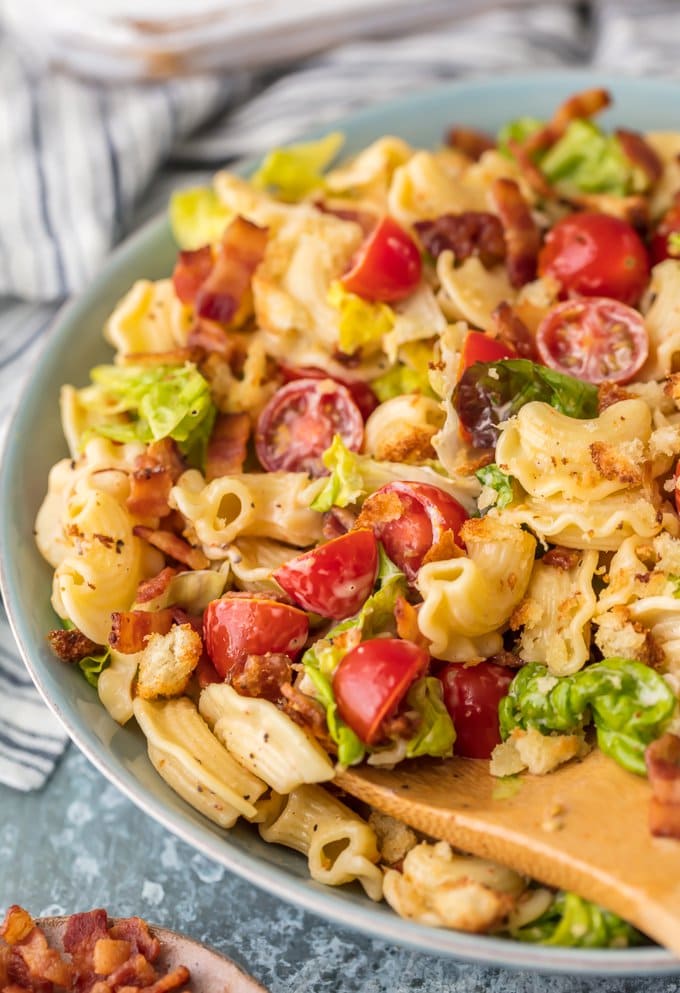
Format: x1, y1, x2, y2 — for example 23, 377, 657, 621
136, 624, 202, 700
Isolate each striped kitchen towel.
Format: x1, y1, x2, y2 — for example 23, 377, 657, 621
0, 0, 677, 789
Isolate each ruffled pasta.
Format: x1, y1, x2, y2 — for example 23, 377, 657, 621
515, 550, 599, 676
640, 260, 680, 379
198, 683, 334, 794
104, 279, 192, 358
496, 399, 652, 502
258, 783, 383, 900
170, 469, 325, 553
416, 517, 536, 661
133, 697, 267, 828
388, 151, 486, 227
224, 537, 299, 592
364, 394, 444, 464
436, 252, 515, 331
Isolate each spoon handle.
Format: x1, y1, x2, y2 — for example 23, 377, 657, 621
337, 749, 680, 955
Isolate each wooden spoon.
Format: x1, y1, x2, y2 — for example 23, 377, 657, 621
336, 749, 680, 956
36, 917, 268, 993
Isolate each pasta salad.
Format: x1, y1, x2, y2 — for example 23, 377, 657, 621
37, 87, 680, 946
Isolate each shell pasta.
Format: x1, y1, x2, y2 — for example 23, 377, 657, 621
36, 86, 680, 947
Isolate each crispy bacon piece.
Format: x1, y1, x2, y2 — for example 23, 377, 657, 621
0, 908, 34, 946
506, 138, 553, 198
47, 628, 103, 664
445, 125, 495, 160
108, 608, 175, 653
172, 245, 213, 305
108, 917, 161, 962
615, 128, 663, 187
597, 381, 633, 413
63, 910, 109, 954
414, 212, 506, 267
522, 87, 611, 157
146, 964, 191, 992
194, 216, 268, 325
280, 681, 333, 750
380, 711, 420, 742
127, 439, 186, 519
491, 301, 538, 361
133, 526, 210, 571
10, 927, 73, 989
485, 651, 524, 669
205, 411, 250, 481
135, 566, 183, 605
647, 734, 680, 839
541, 546, 581, 570
231, 652, 293, 702
490, 177, 540, 287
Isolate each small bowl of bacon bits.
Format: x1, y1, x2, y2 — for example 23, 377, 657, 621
0, 905, 268, 993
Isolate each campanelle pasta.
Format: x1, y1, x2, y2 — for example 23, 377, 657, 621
36, 87, 680, 947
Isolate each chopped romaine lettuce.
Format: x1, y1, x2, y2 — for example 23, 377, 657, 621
497, 116, 543, 157
371, 341, 437, 401
513, 891, 645, 947
475, 463, 516, 510
454, 358, 599, 448
250, 131, 345, 201
169, 186, 232, 250
82, 364, 216, 468
327, 280, 395, 356
540, 120, 633, 197
499, 658, 677, 776
405, 677, 455, 759
62, 620, 110, 688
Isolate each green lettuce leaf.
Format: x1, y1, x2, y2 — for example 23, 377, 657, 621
371, 341, 437, 401
513, 891, 645, 948
83, 364, 216, 468
540, 119, 635, 197
454, 358, 599, 448
499, 658, 677, 776
497, 116, 543, 157
405, 677, 455, 759
250, 131, 345, 201
475, 463, 516, 510
327, 280, 396, 356
304, 665, 366, 767
62, 620, 110, 688
169, 187, 232, 250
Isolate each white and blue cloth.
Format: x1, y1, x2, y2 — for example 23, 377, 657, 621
0, 0, 678, 790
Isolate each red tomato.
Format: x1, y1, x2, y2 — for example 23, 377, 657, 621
279, 364, 379, 421
172, 246, 213, 304
360, 481, 468, 581
341, 216, 422, 303
458, 330, 515, 378
255, 378, 364, 476
439, 661, 514, 759
536, 297, 648, 385
333, 638, 429, 744
203, 595, 309, 680
538, 212, 650, 306
273, 530, 379, 620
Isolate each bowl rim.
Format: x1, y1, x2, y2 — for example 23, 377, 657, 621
3, 68, 680, 976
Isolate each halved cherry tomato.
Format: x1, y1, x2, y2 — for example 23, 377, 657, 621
538, 212, 650, 306
341, 216, 422, 303
255, 378, 364, 476
333, 638, 429, 744
279, 364, 379, 420
273, 530, 379, 620
536, 297, 648, 384
458, 330, 515, 378
439, 660, 514, 759
203, 594, 309, 680
172, 246, 213, 305
359, 481, 468, 581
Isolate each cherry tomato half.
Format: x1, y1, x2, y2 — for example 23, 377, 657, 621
255, 378, 364, 476
334, 638, 429, 744
359, 481, 468, 581
439, 661, 514, 759
279, 364, 379, 421
458, 330, 516, 378
341, 216, 422, 303
536, 296, 648, 385
273, 530, 379, 620
538, 212, 650, 307
203, 594, 309, 680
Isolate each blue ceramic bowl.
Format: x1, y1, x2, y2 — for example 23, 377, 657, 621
3, 70, 680, 975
